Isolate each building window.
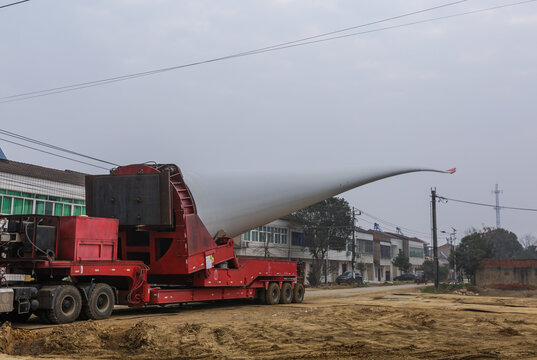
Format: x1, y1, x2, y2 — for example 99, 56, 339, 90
380, 245, 391, 259
242, 226, 288, 245
410, 247, 424, 258
1, 196, 12, 214
45, 202, 53, 215
0, 188, 85, 216
281, 228, 288, 244
292, 232, 306, 246
362, 240, 373, 254
259, 227, 267, 243
272, 227, 288, 245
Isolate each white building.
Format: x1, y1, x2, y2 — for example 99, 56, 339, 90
234, 217, 400, 284
0, 159, 86, 216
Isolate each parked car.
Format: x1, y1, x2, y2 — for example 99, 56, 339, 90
394, 273, 415, 281
335, 271, 363, 285
414, 271, 428, 284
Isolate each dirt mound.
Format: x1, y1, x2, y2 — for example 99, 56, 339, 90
0, 321, 165, 358
40, 321, 103, 353
122, 321, 158, 350
0, 322, 38, 355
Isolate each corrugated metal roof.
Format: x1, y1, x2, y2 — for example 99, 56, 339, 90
0, 159, 86, 186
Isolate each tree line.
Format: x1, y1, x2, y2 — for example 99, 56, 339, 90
449, 228, 537, 284
291, 197, 537, 286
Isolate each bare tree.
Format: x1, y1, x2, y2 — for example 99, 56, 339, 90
520, 233, 537, 249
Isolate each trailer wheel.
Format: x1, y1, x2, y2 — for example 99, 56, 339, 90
81, 283, 115, 320
265, 283, 280, 305
279, 283, 293, 304
46, 285, 82, 324
292, 283, 305, 303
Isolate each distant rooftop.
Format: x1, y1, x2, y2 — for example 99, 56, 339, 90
366, 229, 427, 244
0, 159, 86, 186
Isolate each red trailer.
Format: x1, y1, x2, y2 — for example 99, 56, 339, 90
0, 164, 304, 324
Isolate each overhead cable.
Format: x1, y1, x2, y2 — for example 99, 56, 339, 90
0, 128, 119, 167
0, 0, 29, 10
437, 195, 537, 212
357, 208, 431, 237
6, 0, 537, 103
0, 137, 110, 170
0, 0, 466, 103
356, 216, 432, 240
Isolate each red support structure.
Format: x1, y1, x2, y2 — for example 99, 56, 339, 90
0, 163, 304, 324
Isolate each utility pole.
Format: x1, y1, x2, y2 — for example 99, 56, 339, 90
492, 184, 503, 228
325, 244, 329, 284
351, 207, 356, 279
431, 188, 439, 289
444, 228, 457, 284
451, 228, 457, 284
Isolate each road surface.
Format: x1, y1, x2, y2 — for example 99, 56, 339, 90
2, 284, 537, 359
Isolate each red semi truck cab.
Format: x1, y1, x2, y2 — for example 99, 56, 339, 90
0, 164, 304, 324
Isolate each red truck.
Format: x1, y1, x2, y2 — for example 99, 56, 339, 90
0, 164, 305, 324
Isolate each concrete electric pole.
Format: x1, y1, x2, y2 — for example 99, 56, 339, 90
351, 207, 356, 279
492, 184, 503, 228
431, 188, 439, 289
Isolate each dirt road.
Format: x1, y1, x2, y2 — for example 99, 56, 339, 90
2, 284, 537, 359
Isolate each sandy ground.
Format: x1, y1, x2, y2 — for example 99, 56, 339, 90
1, 284, 537, 359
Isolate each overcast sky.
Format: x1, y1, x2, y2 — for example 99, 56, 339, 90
1, 0, 537, 245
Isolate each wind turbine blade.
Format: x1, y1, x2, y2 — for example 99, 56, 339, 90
185, 167, 452, 238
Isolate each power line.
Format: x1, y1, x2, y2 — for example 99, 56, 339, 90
3, 0, 536, 104
0, 0, 29, 10
0, 0, 465, 103
0, 137, 110, 170
231, 0, 468, 56
357, 216, 432, 240
357, 208, 431, 237
0, 128, 119, 167
437, 195, 537, 212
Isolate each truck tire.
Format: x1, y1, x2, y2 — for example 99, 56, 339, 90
45, 285, 82, 324
81, 283, 115, 320
292, 283, 305, 303
265, 283, 280, 305
279, 283, 293, 304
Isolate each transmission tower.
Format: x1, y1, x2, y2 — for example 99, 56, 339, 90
492, 184, 503, 228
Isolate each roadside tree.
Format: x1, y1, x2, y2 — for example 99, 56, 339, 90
520, 234, 537, 259
484, 228, 522, 259
392, 249, 411, 274
292, 197, 352, 286
356, 260, 366, 277
452, 231, 495, 284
